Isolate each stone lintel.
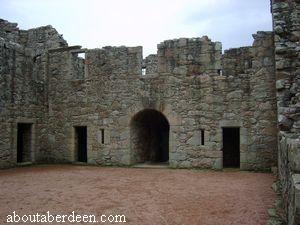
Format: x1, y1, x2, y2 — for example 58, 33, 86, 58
48, 45, 82, 53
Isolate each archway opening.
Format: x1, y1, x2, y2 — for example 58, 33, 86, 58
131, 109, 169, 164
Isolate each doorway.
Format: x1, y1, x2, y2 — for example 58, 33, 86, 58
130, 109, 169, 164
222, 127, 240, 168
17, 123, 32, 163
75, 126, 87, 163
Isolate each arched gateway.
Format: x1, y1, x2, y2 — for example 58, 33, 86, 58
130, 109, 170, 164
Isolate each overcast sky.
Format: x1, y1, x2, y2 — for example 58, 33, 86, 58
0, 0, 272, 56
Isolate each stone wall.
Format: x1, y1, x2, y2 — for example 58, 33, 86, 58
1, 2, 300, 222
35, 34, 278, 170
43, 45, 143, 164
272, 0, 300, 224
0, 17, 278, 172
249, 31, 278, 170
221, 32, 278, 170
0, 39, 43, 167
0, 19, 68, 167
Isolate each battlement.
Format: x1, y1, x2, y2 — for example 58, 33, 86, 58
86, 46, 143, 77
222, 47, 253, 76
0, 18, 274, 80
0, 19, 19, 43
157, 36, 222, 75
37, 31, 276, 84
0, 18, 67, 56
222, 31, 274, 76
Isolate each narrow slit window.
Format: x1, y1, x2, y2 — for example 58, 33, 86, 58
142, 67, 146, 76
217, 69, 223, 76
248, 60, 252, 68
201, 129, 205, 145
245, 59, 252, 69
101, 129, 105, 144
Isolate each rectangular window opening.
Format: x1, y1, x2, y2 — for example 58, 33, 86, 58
17, 123, 32, 163
78, 52, 86, 59
72, 52, 86, 79
75, 126, 87, 163
201, 129, 205, 146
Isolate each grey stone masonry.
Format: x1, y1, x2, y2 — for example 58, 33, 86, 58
0, 3, 298, 221
272, 0, 300, 224
0, 18, 278, 171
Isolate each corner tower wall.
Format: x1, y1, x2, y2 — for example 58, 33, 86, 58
272, 0, 300, 224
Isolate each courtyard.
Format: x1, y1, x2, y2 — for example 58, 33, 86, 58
0, 165, 275, 225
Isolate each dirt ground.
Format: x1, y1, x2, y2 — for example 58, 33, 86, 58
0, 165, 275, 225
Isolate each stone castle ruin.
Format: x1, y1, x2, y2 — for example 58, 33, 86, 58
0, 0, 299, 224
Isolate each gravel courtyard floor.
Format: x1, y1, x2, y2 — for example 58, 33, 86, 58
0, 165, 275, 225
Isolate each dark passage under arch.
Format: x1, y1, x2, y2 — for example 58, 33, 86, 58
131, 109, 169, 164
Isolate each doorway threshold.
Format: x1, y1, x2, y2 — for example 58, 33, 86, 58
133, 162, 169, 169
223, 168, 240, 172
17, 162, 33, 167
